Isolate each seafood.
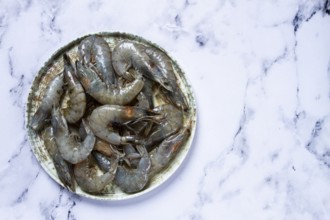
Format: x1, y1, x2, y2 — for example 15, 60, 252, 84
42, 127, 75, 191
145, 104, 183, 151
115, 145, 151, 193
74, 155, 118, 194
122, 144, 141, 168
128, 92, 153, 136
52, 108, 96, 164
28, 34, 194, 198
78, 35, 116, 86
93, 139, 115, 157
112, 41, 173, 92
145, 48, 188, 110
141, 79, 154, 108
62, 54, 86, 123
88, 105, 152, 145
92, 151, 113, 172
30, 73, 64, 131
42, 126, 58, 158
76, 61, 144, 105
149, 128, 190, 177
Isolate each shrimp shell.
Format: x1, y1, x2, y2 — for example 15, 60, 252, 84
42, 126, 75, 191
30, 73, 64, 131
145, 104, 183, 151
74, 155, 118, 194
149, 128, 190, 177
112, 41, 173, 92
88, 105, 150, 145
114, 145, 151, 193
62, 54, 86, 123
76, 61, 144, 105
78, 35, 116, 86
52, 108, 96, 164
145, 48, 188, 110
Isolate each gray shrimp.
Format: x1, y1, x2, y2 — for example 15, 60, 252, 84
145, 48, 188, 110
74, 155, 118, 194
149, 127, 190, 178
145, 104, 183, 151
114, 145, 151, 194
93, 142, 124, 172
51, 107, 95, 164
78, 35, 116, 86
76, 61, 144, 105
112, 41, 173, 92
42, 126, 75, 191
30, 73, 64, 131
62, 54, 86, 124
122, 144, 141, 168
127, 92, 153, 136
88, 105, 152, 145
92, 151, 113, 172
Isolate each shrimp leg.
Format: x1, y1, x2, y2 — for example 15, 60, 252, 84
145, 104, 183, 151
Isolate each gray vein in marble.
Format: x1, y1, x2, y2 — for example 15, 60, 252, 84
0, 133, 40, 207
325, 0, 330, 15
14, 171, 39, 204
8, 136, 27, 164
40, 187, 79, 220
7, 46, 14, 76
192, 85, 250, 217
39, 0, 63, 41
292, 0, 327, 33
305, 118, 330, 167
9, 74, 25, 108
262, 47, 288, 76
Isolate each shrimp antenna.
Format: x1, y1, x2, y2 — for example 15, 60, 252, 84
124, 115, 161, 126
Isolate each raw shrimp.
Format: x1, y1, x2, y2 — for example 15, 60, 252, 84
127, 92, 153, 136
145, 104, 183, 151
30, 73, 64, 131
122, 144, 141, 168
76, 61, 144, 105
92, 151, 112, 172
78, 35, 116, 86
74, 155, 118, 194
145, 48, 188, 110
42, 126, 75, 191
112, 41, 173, 91
52, 107, 95, 164
114, 145, 151, 193
42, 126, 58, 158
88, 105, 152, 145
149, 127, 190, 177
62, 54, 86, 123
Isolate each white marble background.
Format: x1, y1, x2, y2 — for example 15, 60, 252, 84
1, 0, 330, 219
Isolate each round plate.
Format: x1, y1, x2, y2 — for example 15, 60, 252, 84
26, 32, 197, 201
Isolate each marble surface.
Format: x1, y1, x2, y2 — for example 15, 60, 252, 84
1, 0, 330, 219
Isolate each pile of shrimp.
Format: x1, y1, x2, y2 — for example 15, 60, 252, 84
30, 35, 192, 195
